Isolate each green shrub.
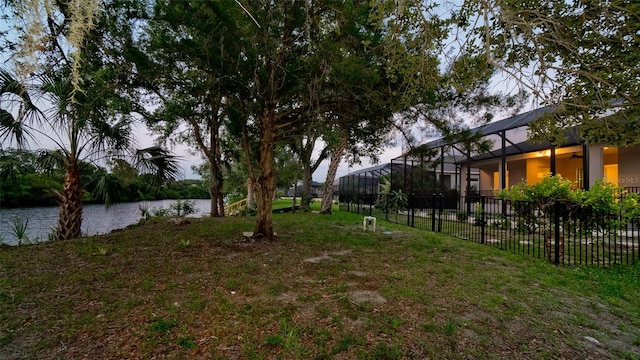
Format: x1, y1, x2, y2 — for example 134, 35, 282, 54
473, 202, 486, 226
501, 175, 636, 233
138, 199, 199, 222
619, 191, 640, 226
11, 218, 29, 245
169, 199, 199, 217
389, 190, 408, 212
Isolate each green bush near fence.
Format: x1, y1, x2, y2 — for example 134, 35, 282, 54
500, 175, 640, 233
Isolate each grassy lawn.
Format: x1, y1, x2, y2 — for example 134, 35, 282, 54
1, 210, 639, 359
272, 198, 301, 210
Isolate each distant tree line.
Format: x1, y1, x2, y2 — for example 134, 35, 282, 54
0, 149, 208, 208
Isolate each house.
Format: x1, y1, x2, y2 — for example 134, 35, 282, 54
394, 106, 640, 196
338, 105, 640, 209
337, 106, 640, 266
338, 160, 479, 200
283, 181, 324, 198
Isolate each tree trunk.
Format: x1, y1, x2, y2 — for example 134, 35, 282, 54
302, 164, 312, 211
208, 156, 224, 217
296, 134, 328, 212
320, 135, 347, 214
55, 164, 83, 240
189, 106, 225, 217
209, 164, 219, 217
208, 181, 224, 217
246, 177, 255, 208
253, 113, 277, 240
217, 197, 225, 217
292, 179, 297, 213
208, 122, 225, 217
213, 128, 225, 217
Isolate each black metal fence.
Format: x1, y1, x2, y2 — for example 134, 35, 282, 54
340, 193, 640, 266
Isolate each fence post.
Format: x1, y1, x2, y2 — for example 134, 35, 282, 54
480, 195, 486, 244
411, 194, 415, 227
431, 194, 437, 231
385, 194, 389, 221
554, 201, 561, 265
405, 193, 410, 227
438, 193, 443, 233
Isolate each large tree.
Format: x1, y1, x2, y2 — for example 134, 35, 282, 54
319, 119, 395, 214
228, 0, 509, 237
227, 1, 418, 239
138, 0, 249, 217
289, 129, 330, 212
2, 67, 179, 240
457, 0, 640, 145
315, 0, 516, 213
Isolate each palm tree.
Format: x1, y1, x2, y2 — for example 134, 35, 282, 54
1, 68, 180, 241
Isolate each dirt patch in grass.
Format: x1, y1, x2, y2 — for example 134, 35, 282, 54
1, 213, 639, 359
348, 290, 386, 305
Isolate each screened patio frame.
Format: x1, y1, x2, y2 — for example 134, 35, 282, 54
390, 105, 593, 196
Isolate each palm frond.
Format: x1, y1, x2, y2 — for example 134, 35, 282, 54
0, 69, 34, 104
92, 168, 122, 206
134, 146, 181, 186
37, 149, 66, 175
38, 74, 76, 130
0, 69, 38, 147
0, 109, 32, 147
89, 118, 134, 155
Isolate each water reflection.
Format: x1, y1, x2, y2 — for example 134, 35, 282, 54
0, 199, 211, 246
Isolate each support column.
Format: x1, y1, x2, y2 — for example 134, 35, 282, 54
440, 147, 445, 190
550, 145, 556, 176
500, 130, 507, 191
587, 144, 604, 188
460, 165, 468, 196
480, 169, 492, 194
498, 160, 507, 190
403, 157, 407, 193
466, 147, 472, 195
390, 160, 394, 192
455, 165, 459, 193
466, 146, 472, 214
582, 144, 589, 190
410, 159, 414, 195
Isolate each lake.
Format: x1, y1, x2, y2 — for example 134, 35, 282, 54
0, 199, 212, 246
